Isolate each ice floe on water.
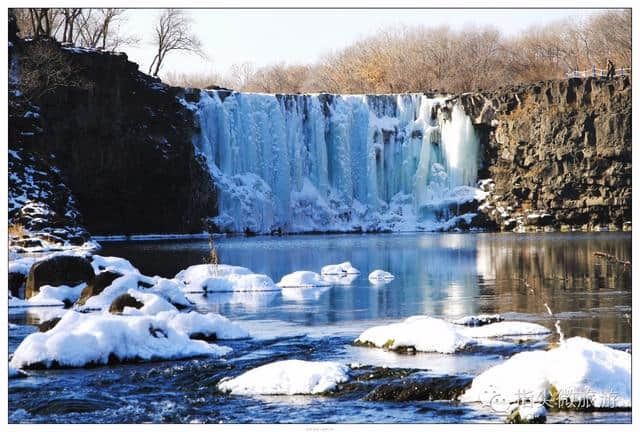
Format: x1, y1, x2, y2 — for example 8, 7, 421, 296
355, 315, 552, 354
320, 262, 360, 275
277, 271, 330, 288
218, 360, 350, 395
368, 269, 395, 284
10, 310, 231, 369
461, 336, 631, 410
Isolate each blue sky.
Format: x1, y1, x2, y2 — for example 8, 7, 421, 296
120, 8, 608, 77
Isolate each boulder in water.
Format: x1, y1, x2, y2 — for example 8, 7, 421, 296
25, 255, 94, 299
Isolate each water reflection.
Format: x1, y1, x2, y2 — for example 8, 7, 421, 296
97, 232, 631, 343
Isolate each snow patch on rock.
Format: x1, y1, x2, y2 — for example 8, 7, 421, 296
461, 336, 631, 409
218, 360, 349, 395
10, 310, 230, 369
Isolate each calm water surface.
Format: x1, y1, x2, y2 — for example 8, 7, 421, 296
9, 232, 632, 423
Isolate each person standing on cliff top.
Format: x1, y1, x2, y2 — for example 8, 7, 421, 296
606, 59, 616, 79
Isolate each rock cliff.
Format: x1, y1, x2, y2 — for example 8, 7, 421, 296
9, 38, 217, 237
453, 77, 631, 231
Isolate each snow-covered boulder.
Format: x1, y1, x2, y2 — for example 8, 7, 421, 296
461, 336, 631, 410
506, 404, 547, 424
218, 360, 349, 395
175, 264, 252, 286
158, 310, 249, 340
25, 255, 95, 299
10, 310, 230, 369
368, 269, 394, 283
175, 264, 277, 293
77, 273, 190, 311
26, 283, 87, 307
355, 315, 552, 354
109, 291, 178, 316
355, 316, 475, 354
277, 271, 330, 288
321, 262, 360, 275
89, 255, 139, 275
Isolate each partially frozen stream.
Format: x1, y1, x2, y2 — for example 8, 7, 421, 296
9, 232, 631, 423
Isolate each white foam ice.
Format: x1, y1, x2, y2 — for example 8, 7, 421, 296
368, 269, 395, 283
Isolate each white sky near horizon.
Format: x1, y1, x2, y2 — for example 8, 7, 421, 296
116, 8, 611, 79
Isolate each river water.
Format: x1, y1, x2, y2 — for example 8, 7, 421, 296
8, 232, 632, 423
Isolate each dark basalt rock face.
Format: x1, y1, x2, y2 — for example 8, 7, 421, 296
452, 77, 631, 231
10, 38, 216, 235
76, 270, 123, 307
25, 255, 95, 299
8, 148, 92, 252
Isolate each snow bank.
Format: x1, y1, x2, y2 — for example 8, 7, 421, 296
176, 264, 277, 292
10, 310, 231, 369
90, 255, 139, 275
78, 273, 189, 311
461, 336, 631, 409
158, 311, 249, 340
277, 271, 330, 288
368, 270, 395, 283
321, 262, 360, 275
122, 290, 178, 315
218, 360, 349, 395
356, 316, 475, 354
175, 264, 252, 285
26, 283, 87, 307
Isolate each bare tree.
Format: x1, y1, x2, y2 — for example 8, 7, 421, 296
75, 9, 138, 50
148, 9, 205, 77
61, 8, 82, 43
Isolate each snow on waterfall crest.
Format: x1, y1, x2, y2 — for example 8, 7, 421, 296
193, 91, 485, 234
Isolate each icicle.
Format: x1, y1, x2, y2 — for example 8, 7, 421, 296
193, 91, 482, 234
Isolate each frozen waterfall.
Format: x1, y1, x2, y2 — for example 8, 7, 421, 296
192, 91, 484, 234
